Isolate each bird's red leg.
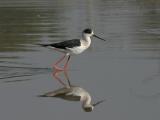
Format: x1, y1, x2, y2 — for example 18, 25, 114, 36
64, 55, 70, 71
52, 70, 66, 86
53, 54, 66, 71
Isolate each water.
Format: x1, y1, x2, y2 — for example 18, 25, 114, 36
0, 0, 160, 119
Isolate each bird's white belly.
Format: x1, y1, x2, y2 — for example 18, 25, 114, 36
67, 46, 88, 55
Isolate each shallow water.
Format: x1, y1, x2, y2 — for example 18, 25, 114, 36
0, 0, 160, 119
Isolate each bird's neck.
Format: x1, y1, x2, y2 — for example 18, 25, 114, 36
81, 35, 91, 47
81, 95, 92, 107
82, 34, 91, 42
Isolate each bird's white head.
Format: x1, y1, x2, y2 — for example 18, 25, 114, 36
82, 99, 106, 112
82, 28, 106, 41
82, 28, 94, 37
83, 104, 94, 112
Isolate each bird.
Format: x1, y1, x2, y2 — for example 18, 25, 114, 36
37, 28, 106, 71
39, 85, 105, 112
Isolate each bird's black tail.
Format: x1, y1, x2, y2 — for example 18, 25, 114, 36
36, 43, 50, 47
37, 94, 49, 97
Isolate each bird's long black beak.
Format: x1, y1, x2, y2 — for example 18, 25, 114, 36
93, 99, 106, 107
93, 34, 106, 41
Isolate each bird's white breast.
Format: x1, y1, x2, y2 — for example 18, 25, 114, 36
67, 39, 91, 55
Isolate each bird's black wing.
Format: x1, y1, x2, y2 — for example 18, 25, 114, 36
49, 39, 81, 49
39, 87, 72, 97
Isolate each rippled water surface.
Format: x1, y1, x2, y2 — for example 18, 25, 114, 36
0, 0, 160, 120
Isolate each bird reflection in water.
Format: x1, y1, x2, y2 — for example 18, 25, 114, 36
39, 70, 105, 112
